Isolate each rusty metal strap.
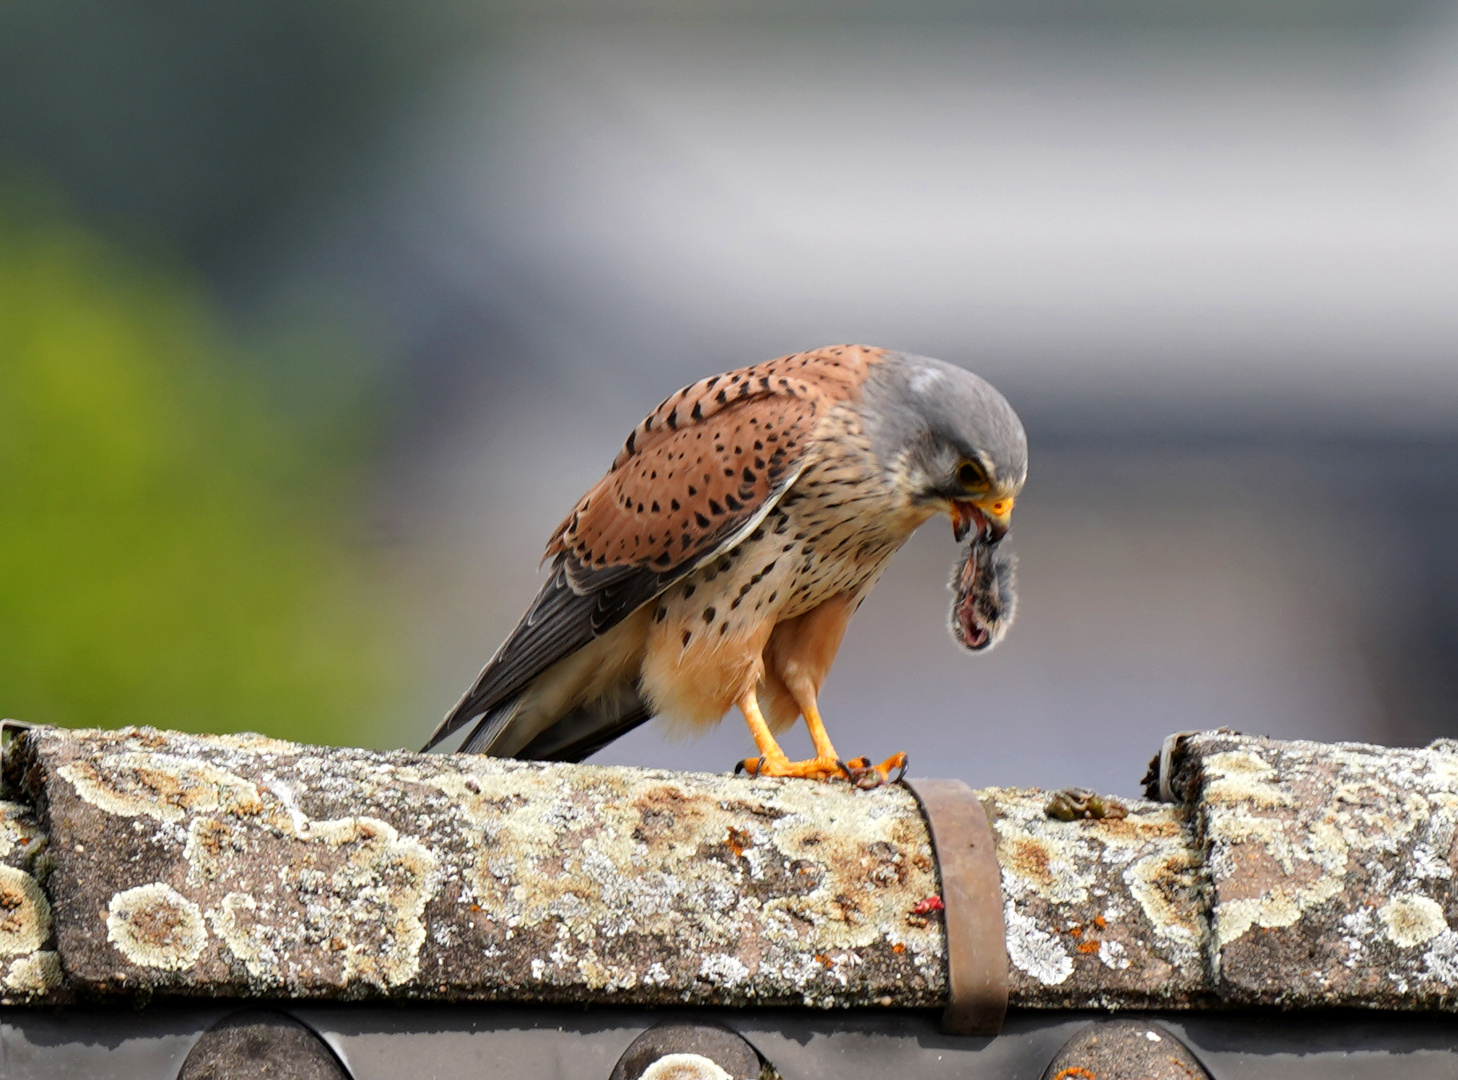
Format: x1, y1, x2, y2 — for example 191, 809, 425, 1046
902, 777, 1008, 1037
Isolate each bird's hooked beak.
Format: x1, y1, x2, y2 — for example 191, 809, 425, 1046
951, 495, 1014, 544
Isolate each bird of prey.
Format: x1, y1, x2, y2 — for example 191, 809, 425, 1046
423, 344, 1027, 783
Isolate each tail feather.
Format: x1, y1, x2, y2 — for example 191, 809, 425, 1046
516, 692, 652, 763
454, 697, 526, 755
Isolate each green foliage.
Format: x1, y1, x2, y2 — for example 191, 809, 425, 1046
0, 205, 400, 747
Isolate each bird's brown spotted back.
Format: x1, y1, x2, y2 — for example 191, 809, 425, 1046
547, 345, 888, 574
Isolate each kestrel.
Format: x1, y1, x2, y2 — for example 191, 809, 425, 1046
423, 345, 1027, 783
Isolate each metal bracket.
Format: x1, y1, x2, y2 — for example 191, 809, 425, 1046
902, 777, 1008, 1037
1152, 730, 1200, 803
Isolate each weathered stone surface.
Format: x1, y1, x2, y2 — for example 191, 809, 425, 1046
990, 789, 1209, 1009
0, 797, 64, 1005
1164, 731, 1458, 1010
13, 723, 1456, 1015
15, 726, 947, 1008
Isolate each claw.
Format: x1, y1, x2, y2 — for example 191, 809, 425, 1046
735, 755, 768, 777
735, 755, 853, 781
834, 752, 911, 789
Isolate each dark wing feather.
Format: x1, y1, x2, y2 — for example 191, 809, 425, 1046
421, 559, 668, 751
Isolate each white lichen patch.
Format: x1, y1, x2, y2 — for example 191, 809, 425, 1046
106, 883, 206, 971
1379, 894, 1448, 948
1003, 900, 1073, 985
699, 953, 751, 987
1098, 939, 1131, 970
59, 753, 264, 824
0, 864, 52, 955
1421, 929, 1458, 984
641, 1053, 733, 1080
3, 949, 63, 995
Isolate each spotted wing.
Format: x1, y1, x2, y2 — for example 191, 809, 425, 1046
421, 345, 885, 754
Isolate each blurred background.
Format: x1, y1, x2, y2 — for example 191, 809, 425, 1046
2, 0, 1455, 794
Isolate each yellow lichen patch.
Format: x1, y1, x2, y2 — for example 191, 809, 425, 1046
640, 1053, 733, 1080
183, 818, 247, 885
3, 949, 63, 995
1379, 894, 1449, 948
0, 864, 52, 955
1215, 893, 1300, 948
1201, 751, 1294, 809
106, 883, 207, 971
209, 732, 302, 756
59, 753, 263, 824
1125, 848, 1205, 948
1004, 836, 1056, 890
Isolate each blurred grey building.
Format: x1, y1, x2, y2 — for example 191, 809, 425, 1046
5, 0, 1457, 793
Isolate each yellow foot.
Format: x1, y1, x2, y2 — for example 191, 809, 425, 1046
734, 754, 850, 781
839, 753, 910, 789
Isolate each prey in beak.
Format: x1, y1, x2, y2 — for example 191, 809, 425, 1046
951, 495, 1014, 544
949, 533, 1018, 651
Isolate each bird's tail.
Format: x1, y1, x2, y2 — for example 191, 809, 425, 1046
456, 697, 526, 755
426, 677, 651, 761
515, 691, 651, 762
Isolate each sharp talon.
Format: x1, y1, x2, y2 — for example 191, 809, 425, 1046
836, 759, 854, 781
874, 752, 909, 784
734, 759, 748, 775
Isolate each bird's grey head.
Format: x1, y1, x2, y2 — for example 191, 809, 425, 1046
858, 353, 1028, 543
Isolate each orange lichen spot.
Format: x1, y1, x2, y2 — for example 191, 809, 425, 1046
1093, 915, 1107, 929
1052, 1069, 1097, 1080
726, 826, 751, 858
892, 943, 906, 954
1077, 940, 1102, 954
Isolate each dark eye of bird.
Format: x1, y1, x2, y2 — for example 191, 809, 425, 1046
958, 461, 984, 487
